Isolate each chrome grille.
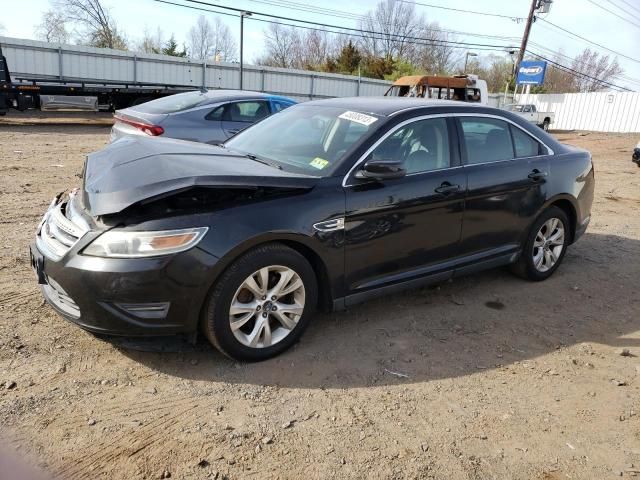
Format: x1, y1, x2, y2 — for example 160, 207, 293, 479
36, 192, 89, 261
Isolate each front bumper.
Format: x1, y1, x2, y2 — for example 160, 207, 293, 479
30, 240, 219, 337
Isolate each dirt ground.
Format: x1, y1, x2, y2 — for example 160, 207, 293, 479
0, 116, 639, 480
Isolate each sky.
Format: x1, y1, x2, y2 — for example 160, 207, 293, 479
2, 0, 639, 91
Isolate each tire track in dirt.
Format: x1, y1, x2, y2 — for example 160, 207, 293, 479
53, 393, 199, 427
0, 290, 38, 306
58, 400, 206, 479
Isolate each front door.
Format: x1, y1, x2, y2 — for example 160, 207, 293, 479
343, 117, 466, 295
456, 116, 551, 257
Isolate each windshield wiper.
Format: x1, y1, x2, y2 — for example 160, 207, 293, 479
243, 153, 283, 170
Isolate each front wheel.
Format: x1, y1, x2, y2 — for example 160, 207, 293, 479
201, 243, 318, 361
510, 206, 570, 281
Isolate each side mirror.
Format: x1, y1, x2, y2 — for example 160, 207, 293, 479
355, 158, 406, 180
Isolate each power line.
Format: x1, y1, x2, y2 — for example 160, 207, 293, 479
153, 0, 514, 54
616, 0, 640, 17
246, 0, 522, 43
537, 18, 640, 65
527, 50, 632, 92
602, 0, 640, 23
528, 41, 640, 89
397, 0, 525, 22
585, 0, 640, 30
177, 0, 518, 50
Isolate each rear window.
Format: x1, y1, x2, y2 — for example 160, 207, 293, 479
133, 91, 212, 114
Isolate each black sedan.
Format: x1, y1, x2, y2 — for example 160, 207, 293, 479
31, 98, 594, 361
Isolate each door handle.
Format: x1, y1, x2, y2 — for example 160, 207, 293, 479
528, 169, 548, 181
434, 182, 461, 194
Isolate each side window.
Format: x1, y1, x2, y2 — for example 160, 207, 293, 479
272, 101, 293, 112
522, 105, 531, 113
205, 105, 225, 121
459, 117, 514, 164
226, 101, 270, 122
371, 118, 450, 174
510, 125, 543, 158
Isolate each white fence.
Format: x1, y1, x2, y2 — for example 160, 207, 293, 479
0, 36, 391, 102
518, 91, 640, 133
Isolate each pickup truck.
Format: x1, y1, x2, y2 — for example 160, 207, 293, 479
504, 104, 554, 131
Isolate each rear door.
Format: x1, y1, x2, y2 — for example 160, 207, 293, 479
456, 115, 551, 258
221, 100, 271, 138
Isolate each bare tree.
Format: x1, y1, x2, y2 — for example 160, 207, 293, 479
257, 23, 297, 68
55, 0, 127, 50
411, 22, 459, 74
359, 0, 424, 60
258, 24, 338, 70
36, 10, 70, 44
571, 48, 623, 92
187, 15, 237, 61
137, 27, 164, 54
297, 29, 331, 69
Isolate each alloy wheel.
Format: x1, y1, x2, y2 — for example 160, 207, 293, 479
532, 217, 565, 272
229, 265, 305, 348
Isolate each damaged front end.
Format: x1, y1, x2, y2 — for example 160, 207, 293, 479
30, 136, 320, 337
82, 136, 317, 217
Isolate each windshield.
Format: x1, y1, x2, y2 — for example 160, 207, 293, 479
506, 104, 525, 112
133, 91, 212, 114
224, 105, 382, 175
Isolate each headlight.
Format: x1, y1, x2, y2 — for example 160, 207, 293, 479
82, 227, 208, 258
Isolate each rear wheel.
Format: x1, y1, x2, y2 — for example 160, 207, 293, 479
201, 244, 318, 361
510, 206, 570, 281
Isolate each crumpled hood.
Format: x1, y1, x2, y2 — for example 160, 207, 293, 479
83, 136, 318, 216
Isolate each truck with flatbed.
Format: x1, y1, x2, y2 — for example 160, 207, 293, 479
504, 103, 555, 131
0, 44, 198, 114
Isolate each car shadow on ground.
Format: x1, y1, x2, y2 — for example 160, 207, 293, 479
117, 232, 640, 389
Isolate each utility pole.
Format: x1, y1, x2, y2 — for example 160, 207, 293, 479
516, 0, 538, 74
239, 11, 252, 90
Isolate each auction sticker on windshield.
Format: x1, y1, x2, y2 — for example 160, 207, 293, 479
338, 111, 378, 126
310, 157, 330, 169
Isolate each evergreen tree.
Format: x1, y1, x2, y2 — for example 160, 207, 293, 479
162, 35, 187, 57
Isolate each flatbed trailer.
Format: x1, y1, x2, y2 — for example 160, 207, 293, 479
0, 45, 198, 114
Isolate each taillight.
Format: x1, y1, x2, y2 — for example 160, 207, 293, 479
114, 114, 164, 136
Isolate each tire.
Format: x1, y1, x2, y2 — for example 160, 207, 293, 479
510, 206, 570, 281
201, 243, 318, 361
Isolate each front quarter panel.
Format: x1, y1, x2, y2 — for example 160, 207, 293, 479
189, 178, 346, 302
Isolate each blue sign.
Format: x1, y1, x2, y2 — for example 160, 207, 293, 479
516, 61, 547, 85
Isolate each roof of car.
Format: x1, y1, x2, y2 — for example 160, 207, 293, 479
302, 96, 486, 116
197, 89, 295, 104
